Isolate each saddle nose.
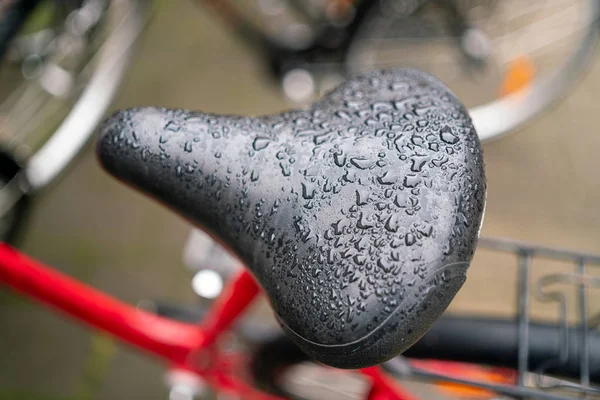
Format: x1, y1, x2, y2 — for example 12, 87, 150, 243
97, 69, 486, 369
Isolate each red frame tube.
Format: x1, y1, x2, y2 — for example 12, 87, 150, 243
0, 243, 260, 367
362, 367, 418, 400
0, 244, 203, 363
0, 243, 415, 399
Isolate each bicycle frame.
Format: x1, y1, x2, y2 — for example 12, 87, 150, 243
0, 242, 415, 400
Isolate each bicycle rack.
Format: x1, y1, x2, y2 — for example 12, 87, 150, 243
386, 236, 600, 400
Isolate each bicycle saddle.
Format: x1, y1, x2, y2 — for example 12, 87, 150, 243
97, 69, 486, 369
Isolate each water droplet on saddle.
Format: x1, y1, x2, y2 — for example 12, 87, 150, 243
394, 96, 417, 111
253, 137, 271, 151
302, 182, 316, 199
411, 135, 425, 147
336, 111, 352, 121
250, 170, 259, 182
305, 165, 320, 177
414, 104, 434, 116
432, 155, 449, 167
440, 125, 459, 144
378, 170, 399, 185
390, 82, 408, 91
350, 157, 372, 170
345, 100, 363, 109
354, 236, 368, 251
271, 121, 286, 130
297, 129, 318, 137
164, 121, 179, 132
355, 188, 369, 206
404, 175, 421, 188
394, 191, 408, 207
343, 169, 357, 183
410, 155, 430, 172
332, 219, 347, 235
184, 141, 193, 153
353, 254, 366, 265
377, 258, 393, 273
334, 152, 346, 167
405, 233, 416, 246
418, 225, 433, 237
385, 214, 399, 232
372, 101, 392, 112
357, 212, 374, 229
313, 133, 329, 145
280, 162, 291, 176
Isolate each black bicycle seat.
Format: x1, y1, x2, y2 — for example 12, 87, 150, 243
97, 69, 486, 369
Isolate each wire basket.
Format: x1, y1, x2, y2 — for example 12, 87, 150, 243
386, 236, 600, 399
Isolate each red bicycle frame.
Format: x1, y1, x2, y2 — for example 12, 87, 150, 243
0, 243, 416, 400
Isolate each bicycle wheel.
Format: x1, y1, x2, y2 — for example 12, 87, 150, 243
0, 0, 150, 191
345, 0, 600, 142
0, 150, 30, 243
250, 315, 600, 400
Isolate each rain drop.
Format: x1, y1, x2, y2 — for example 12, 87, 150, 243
440, 125, 459, 144
253, 137, 271, 151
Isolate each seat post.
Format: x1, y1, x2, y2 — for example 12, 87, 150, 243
197, 269, 261, 347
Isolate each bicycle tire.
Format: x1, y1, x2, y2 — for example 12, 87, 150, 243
4, 0, 152, 190
0, 150, 30, 243
344, 0, 600, 142
0, 0, 150, 241
250, 314, 600, 398
0, 0, 41, 61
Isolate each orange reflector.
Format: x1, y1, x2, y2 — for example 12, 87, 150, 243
500, 56, 536, 97
411, 360, 516, 399
437, 368, 515, 398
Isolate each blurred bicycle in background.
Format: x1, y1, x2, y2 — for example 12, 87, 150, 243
192, 0, 600, 139
181, 0, 600, 299
0, 0, 149, 241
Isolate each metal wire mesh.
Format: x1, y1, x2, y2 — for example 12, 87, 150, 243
386, 236, 600, 399
480, 237, 600, 398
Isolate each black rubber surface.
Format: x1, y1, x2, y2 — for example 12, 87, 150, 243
97, 69, 486, 368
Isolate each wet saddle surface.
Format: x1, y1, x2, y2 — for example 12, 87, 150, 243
97, 69, 486, 369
